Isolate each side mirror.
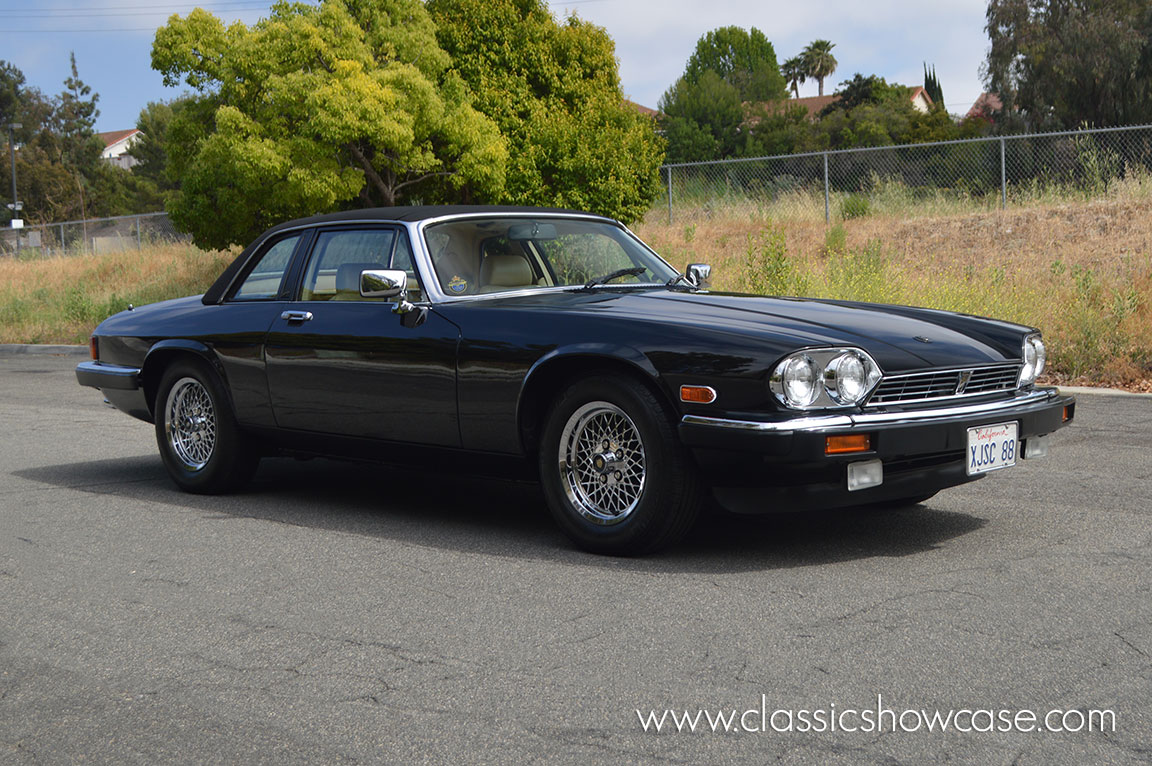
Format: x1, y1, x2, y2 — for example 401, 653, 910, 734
360, 269, 407, 299
686, 263, 711, 289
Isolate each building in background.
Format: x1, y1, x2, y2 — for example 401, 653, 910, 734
97, 129, 142, 169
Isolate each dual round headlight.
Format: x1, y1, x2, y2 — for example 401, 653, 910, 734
1018, 334, 1046, 387
770, 348, 882, 409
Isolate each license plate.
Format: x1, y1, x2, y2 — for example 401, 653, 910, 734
966, 422, 1019, 475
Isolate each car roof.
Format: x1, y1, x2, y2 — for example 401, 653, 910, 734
203, 205, 614, 305
265, 205, 607, 234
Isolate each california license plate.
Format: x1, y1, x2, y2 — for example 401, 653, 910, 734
966, 422, 1019, 475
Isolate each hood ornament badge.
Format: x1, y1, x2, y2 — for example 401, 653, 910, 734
913, 335, 932, 343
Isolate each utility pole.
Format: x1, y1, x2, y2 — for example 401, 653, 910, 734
7, 122, 22, 253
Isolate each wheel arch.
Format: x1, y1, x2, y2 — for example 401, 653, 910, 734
516, 346, 677, 457
141, 340, 228, 417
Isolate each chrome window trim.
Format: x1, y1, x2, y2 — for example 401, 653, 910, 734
682, 387, 1060, 435
411, 212, 679, 304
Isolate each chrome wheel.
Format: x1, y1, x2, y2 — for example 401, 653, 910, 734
164, 376, 217, 471
558, 401, 647, 525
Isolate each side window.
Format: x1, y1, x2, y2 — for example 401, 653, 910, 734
301, 228, 423, 302
232, 234, 300, 301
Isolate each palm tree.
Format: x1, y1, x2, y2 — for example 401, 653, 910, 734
781, 56, 806, 99
803, 40, 837, 97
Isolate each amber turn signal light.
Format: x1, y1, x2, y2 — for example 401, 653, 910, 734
679, 385, 717, 404
89, 335, 99, 361
826, 434, 872, 455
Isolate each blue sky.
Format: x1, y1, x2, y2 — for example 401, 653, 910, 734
1, 0, 991, 133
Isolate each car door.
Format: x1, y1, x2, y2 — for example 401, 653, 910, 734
263, 225, 461, 447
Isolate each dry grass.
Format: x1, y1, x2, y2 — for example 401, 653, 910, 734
0, 244, 235, 345
636, 198, 1152, 390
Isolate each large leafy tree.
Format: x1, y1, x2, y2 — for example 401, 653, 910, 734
659, 26, 788, 162
426, 0, 663, 223
803, 39, 838, 96
152, 0, 508, 249
985, 0, 1152, 128
659, 71, 744, 163
682, 26, 789, 102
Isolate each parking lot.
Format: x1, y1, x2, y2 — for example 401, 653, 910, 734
1, 352, 1149, 764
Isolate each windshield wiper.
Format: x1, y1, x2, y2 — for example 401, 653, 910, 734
665, 273, 698, 291
582, 266, 646, 290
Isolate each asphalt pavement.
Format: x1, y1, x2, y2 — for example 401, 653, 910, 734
1, 353, 1149, 765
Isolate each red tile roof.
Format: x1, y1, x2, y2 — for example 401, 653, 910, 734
97, 129, 141, 149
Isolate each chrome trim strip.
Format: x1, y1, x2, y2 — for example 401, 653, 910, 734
682, 388, 1059, 434
76, 360, 142, 391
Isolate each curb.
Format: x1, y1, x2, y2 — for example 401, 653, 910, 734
0, 344, 88, 356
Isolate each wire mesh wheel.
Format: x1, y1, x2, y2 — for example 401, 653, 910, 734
558, 401, 647, 525
163, 376, 217, 471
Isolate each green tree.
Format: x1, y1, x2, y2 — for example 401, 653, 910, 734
659, 71, 744, 162
152, 0, 508, 249
682, 26, 788, 101
923, 63, 944, 107
985, 0, 1152, 128
803, 39, 838, 96
781, 56, 807, 99
427, 0, 663, 223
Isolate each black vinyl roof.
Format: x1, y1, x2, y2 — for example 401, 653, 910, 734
266, 205, 603, 234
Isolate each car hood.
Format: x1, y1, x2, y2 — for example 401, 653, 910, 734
483, 289, 1030, 372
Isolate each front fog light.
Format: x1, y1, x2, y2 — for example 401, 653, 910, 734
847, 459, 884, 491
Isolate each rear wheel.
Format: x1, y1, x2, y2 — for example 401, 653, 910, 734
539, 375, 702, 555
154, 358, 259, 494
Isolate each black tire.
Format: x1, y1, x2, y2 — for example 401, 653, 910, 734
538, 375, 702, 555
153, 358, 259, 494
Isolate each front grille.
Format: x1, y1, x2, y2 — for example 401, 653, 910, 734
867, 363, 1020, 406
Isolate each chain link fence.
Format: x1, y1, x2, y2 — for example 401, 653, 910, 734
657, 124, 1152, 224
0, 211, 188, 256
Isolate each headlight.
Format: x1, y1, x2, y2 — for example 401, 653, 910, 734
779, 354, 819, 408
770, 348, 882, 409
1018, 334, 1046, 387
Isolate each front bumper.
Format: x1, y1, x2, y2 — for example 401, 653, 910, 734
678, 387, 1075, 513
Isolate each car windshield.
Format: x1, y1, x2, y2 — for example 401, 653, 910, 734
423, 217, 678, 297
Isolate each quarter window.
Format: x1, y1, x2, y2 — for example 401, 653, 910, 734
232, 234, 300, 300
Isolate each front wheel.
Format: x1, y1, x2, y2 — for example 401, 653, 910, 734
539, 376, 702, 555
154, 358, 259, 494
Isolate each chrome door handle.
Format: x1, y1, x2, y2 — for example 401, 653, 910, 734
280, 310, 314, 323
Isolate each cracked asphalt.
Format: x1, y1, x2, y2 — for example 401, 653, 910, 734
1, 353, 1150, 765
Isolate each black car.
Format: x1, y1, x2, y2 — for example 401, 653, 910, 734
77, 206, 1074, 554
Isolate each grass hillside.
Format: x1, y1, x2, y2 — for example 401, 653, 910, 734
0, 244, 234, 345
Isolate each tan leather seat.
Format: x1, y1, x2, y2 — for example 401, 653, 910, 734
331, 262, 384, 301
478, 255, 534, 293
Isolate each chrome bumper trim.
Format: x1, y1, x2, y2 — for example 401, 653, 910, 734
681, 388, 1062, 435
76, 360, 142, 391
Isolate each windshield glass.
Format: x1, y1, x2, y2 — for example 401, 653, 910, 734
423, 217, 678, 296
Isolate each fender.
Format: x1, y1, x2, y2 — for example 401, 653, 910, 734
141, 339, 229, 413
516, 343, 671, 453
